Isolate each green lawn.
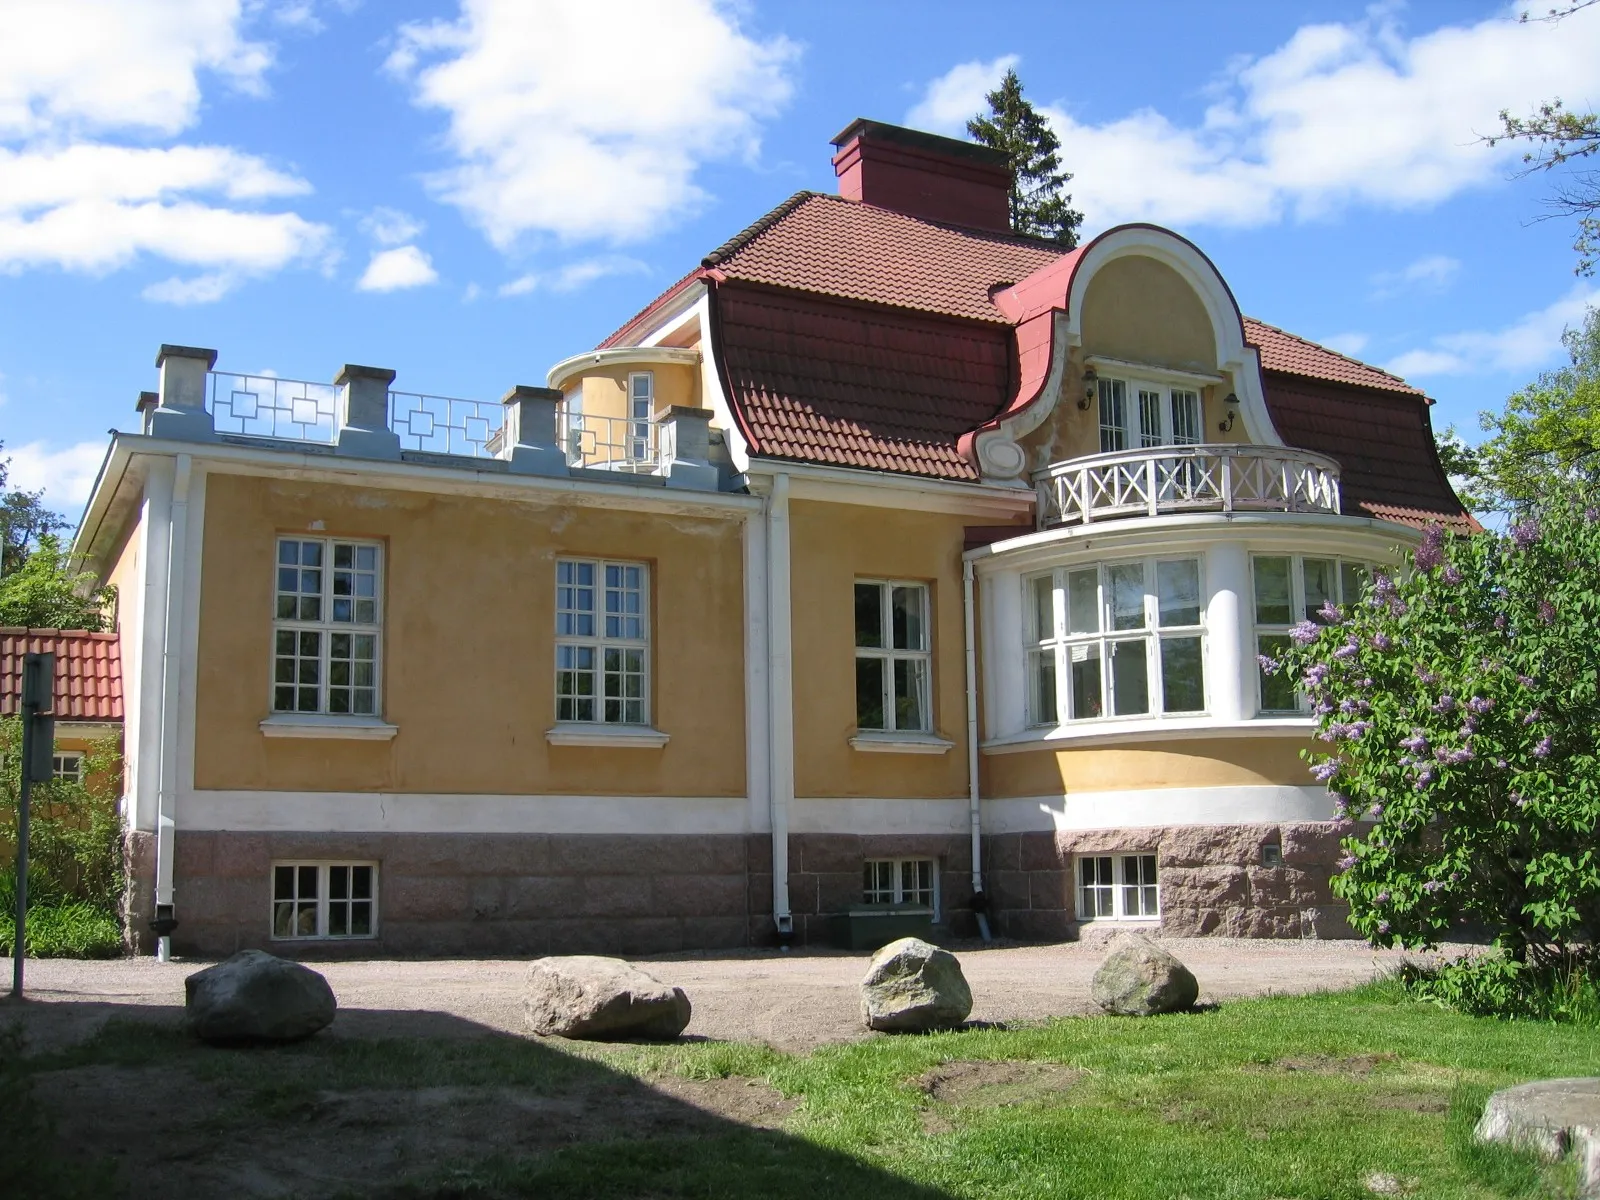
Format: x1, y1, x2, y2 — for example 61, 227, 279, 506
5, 979, 1594, 1199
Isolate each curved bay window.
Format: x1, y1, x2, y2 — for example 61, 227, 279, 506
1027, 557, 1205, 725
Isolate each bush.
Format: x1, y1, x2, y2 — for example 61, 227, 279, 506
1268, 491, 1600, 969
1402, 953, 1600, 1025
0, 893, 122, 959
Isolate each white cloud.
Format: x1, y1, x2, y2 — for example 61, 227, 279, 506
904, 55, 1017, 133
357, 245, 438, 291
909, 7, 1600, 232
498, 255, 647, 297
388, 0, 799, 247
1371, 254, 1462, 299
358, 206, 424, 247
1386, 284, 1600, 378
0, 1, 330, 296
1319, 331, 1370, 357
3, 439, 108, 509
0, 0, 272, 139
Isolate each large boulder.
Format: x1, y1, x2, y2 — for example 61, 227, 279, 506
523, 955, 691, 1040
184, 949, 337, 1043
1090, 932, 1199, 1015
859, 937, 973, 1033
1476, 1078, 1600, 1197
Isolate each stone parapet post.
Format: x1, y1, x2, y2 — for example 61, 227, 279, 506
658, 406, 718, 491
334, 364, 401, 459
501, 385, 569, 476
150, 344, 217, 441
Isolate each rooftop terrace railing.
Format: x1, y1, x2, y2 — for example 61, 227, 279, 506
1035, 443, 1342, 528
557, 408, 659, 473
388, 390, 504, 458
208, 372, 338, 443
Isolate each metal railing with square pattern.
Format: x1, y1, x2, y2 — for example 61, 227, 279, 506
207, 372, 338, 444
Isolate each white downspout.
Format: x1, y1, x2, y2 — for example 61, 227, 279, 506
963, 560, 991, 942
766, 472, 794, 939
153, 453, 191, 961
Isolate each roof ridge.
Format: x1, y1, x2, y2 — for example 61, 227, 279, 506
702, 191, 824, 268
0, 626, 117, 638
1244, 316, 1415, 390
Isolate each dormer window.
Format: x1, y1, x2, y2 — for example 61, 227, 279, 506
1097, 376, 1201, 454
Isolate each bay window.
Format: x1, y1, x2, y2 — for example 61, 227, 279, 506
1253, 555, 1370, 713
1027, 558, 1205, 725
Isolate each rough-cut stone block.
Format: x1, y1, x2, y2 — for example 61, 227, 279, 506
747, 872, 774, 915
649, 873, 748, 917
795, 833, 863, 875
550, 835, 669, 877
1245, 865, 1328, 908
1159, 824, 1277, 868
580, 874, 653, 918
1300, 904, 1358, 940
1281, 821, 1341, 865
524, 956, 691, 1040
984, 833, 1022, 874
1476, 1078, 1600, 1197
1090, 932, 1199, 1015
502, 875, 575, 916
685, 916, 749, 950
1001, 908, 1073, 942
1019, 831, 1066, 872
383, 875, 472, 921
859, 937, 972, 1032
614, 918, 686, 956
993, 870, 1031, 911
210, 833, 271, 878
814, 871, 863, 916
746, 833, 773, 872
786, 872, 820, 915
1029, 871, 1068, 910
1158, 864, 1249, 910
185, 950, 336, 1042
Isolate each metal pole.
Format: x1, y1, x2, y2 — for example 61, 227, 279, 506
12, 716, 32, 998
12, 651, 53, 1001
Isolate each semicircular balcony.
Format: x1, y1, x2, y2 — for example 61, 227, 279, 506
1034, 443, 1342, 529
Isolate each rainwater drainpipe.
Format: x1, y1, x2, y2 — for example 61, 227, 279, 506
153, 453, 192, 962
766, 473, 794, 941
963, 559, 992, 942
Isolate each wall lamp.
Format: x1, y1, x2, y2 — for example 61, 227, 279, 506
1217, 393, 1238, 433
1078, 366, 1097, 411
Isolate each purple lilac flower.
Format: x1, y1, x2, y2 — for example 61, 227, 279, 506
1460, 717, 1478, 736
1517, 674, 1536, 688
1337, 854, 1358, 871
1493, 613, 1508, 631
1333, 640, 1361, 661
1523, 709, 1541, 725
1538, 599, 1557, 625
1468, 696, 1494, 714
1414, 768, 1436, 789
1317, 600, 1343, 624
1510, 518, 1541, 550
1377, 921, 1391, 934
1371, 573, 1396, 604
1449, 872, 1461, 883
1442, 565, 1463, 585
1495, 758, 1508, 770
1534, 736, 1553, 758
1586, 506, 1600, 523
1311, 760, 1340, 782
1423, 880, 1444, 894
1332, 817, 1355, 835
1370, 802, 1385, 818
1415, 664, 1440, 685
1399, 730, 1429, 754
1511, 792, 1527, 809
1256, 653, 1279, 673
1331, 794, 1350, 818
1375, 890, 1390, 904
1313, 700, 1335, 717
1371, 632, 1392, 651
1414, 525, 1447, 570
1358, 677, 1375, 689
1304, 663, 1331, 687
1289, 620, 1321, 646
1431, 695, 1456, 715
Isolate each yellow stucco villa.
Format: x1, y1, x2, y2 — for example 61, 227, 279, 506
73, 120, 1471, 957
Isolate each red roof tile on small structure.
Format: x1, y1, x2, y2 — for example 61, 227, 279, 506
0, 629, 123, 721
1244, 318, 1423, 397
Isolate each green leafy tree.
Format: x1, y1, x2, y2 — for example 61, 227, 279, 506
1267, 493, 1600, 969
967, 69, 1084, 246
0, 441, 66, 576
0, 534, 111, 631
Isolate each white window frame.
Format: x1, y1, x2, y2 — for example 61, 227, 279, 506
1076, 854, 1160, 921
1098, 376, 1202, 454
51, 752, 83, 782
1252, 555, 1372, 714
270, 861, 379, 941
862, 857, 939, 916
627, 371, 654, 463
271, 536, 384, 717
854, 579, 932, 733
1026, 558, 1207, 726
555, 558, 651, 726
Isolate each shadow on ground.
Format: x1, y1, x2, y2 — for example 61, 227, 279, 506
2, 999, 958, 1200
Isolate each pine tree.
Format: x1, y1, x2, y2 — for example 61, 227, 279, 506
967, 69, 1083, 247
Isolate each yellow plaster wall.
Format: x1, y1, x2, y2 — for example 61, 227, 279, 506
570, 362, 701, 424
193, 472, 747, 796
788, 499, 988, 800
105, 519, 142, 638
981, 736, 1317, 798
1080, 256, 1217, 373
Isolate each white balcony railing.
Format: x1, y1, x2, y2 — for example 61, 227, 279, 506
557, 408, 658, 473
1034, 444, 1341, 528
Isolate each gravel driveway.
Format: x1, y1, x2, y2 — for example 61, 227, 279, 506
9, 937, 1432, 1053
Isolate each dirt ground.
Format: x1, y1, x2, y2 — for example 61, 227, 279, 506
9, 935, 1435, 1053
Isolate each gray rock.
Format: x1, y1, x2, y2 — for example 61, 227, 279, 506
523, 955, 691, 1040
859, 937, 973, 1032
184, 949, 336, 1043
1476, 1077, 1600, 1197
1090, 932, 1199, 1015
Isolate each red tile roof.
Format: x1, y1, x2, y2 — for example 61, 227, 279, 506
0, 629, 123, 721
1244, 318, 1423, 397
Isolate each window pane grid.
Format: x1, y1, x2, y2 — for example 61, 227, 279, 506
855, 580, 931, 733
862, 858, 936, 910
1252, 555, 1374, 714
273, 862, 377, 940
1078, 854, 1160, 920
272, 538, 381, 716
555, 558, 649, 726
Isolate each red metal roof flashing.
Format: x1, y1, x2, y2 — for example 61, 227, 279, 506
0, 628, 123, 721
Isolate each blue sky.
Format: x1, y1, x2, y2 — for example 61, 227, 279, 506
2, 0, 1597, 521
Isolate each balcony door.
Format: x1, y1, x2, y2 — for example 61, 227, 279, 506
1098, 378, 1202, 454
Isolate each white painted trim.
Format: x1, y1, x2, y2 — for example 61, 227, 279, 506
984, 784, 1335, 832
983, 716, 1313, 753
180, 791, 749, 834
130, 458, 174, 835
545, 346, 700, 392
743, 506, 772, 834
788, 796, 971, 835
688, 292, 752, 474
1085, 355, 1226, 387
766, 472, 795, 930
154, 454, 192, 908
748, 459, 1034, 518
545, 724, 669, 748
638, 285, 709, 348
962, 559, 984, 897
261, 714, 401, 741
849, 732, 955, 754
52, 721, 121, 741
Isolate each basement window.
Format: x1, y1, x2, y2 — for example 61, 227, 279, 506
271, 862, 378, 940
1076, 854, 1159, 921
863, 858, 937, 913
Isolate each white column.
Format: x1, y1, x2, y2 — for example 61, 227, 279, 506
742, 507, 771, 836
131, 460, 175, 834
765, 473, 794, 935
981, 567, 1026, 740
1205, 540, 1254, 723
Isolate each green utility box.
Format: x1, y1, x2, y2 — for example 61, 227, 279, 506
827, 907, 935, 951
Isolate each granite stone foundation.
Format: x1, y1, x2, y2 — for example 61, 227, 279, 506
121, 830, 158, 955
983, 822, 1355, 942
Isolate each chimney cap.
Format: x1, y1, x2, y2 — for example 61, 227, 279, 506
829, 118, 1009, 169
135, 390, 159, 413
155, 344, 218, 369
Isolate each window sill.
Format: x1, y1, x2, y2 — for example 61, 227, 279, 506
983, 715, 1313, 753
260, 714, 399, 741
546, 724, 670, 748
1076, 916, 1161, 925
846, 906, 935, 918
849, 732, 956, 755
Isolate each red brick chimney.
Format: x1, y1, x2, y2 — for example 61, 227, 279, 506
830, 118, 1012, 233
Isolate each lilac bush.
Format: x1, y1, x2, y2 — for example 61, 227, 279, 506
1267, 498, 1600, 968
